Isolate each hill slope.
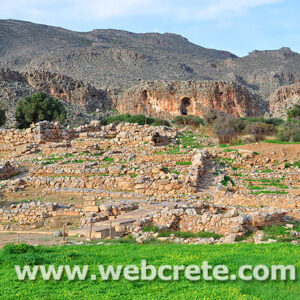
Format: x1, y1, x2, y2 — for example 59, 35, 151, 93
1, 19, 299, 100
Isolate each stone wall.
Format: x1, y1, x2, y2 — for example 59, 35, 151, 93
0, 201, 81, 227
185, 149, 210, 192
0, 161, 21, 179
0, 121, 178, 150
138, 204, 287, 237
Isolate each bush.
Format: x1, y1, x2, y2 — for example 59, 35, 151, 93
264, 118, 285, 126
203, 109, 225, 126
151, 118, 170, 127
100, 113, 170, 126
240, 117, 284, 126
277, 119, 300, 142
3, 243, 34, 255
244, 122, 277, 141
287, 102, 300, 119
173, 115, 204, 127
0, 101, 6, 127
16, 92, 67, 128
212, 112, 244, 144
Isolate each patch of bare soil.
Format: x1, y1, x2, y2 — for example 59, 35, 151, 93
232, 143, 300, 162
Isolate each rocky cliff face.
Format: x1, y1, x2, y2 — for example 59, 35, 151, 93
268, 82, 300, 118
24, 70, 111, 111
0, 68, 112, 127
0, 68, 111, 111
117, 80, 266, 118
1, 20, 300, 101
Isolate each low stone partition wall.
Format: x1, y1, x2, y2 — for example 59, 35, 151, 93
0, 121, 179, 150
185, 149, 210, 191
137, 204, 288, 237
27, 173, 188, 196
0, 161, 22, 179
0, 201, 81, 227
0, 121, 77, 149
32, 121, 78, 143
81, 196, 138, 224
112, 123, 178, 146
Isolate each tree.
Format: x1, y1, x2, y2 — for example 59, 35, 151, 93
278, 119, 300, 142
287, 102, 300, 120
244, 122, 277, 142
203, 109, 225, 126
213, 114, 244, 144
15, 92, 67, 128
0, 101, 6, 127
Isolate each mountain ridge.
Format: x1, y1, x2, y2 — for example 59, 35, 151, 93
0, 19, 299, 125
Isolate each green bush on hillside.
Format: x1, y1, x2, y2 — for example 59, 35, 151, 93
0, 100, 6, 127
241, 117, 284, 126
244, 122, 277, 141
15, 92, 67, 128
277, 119, 300, 142
100, 113, 170, 126
173, 115, 204, 127
287, 102, 300, 119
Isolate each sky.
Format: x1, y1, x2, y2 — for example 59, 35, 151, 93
0, 0, 299, 57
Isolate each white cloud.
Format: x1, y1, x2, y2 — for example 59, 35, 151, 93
0, 0, 283, 24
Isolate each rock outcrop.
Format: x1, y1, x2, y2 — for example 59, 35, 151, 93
117, 80, 266, 118
0, 68, 112, 127
24, 70, 111, 111
268, 82, 300, 118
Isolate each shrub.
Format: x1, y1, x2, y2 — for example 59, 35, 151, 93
100, 113, 169, 126
240, 117, 284, 126
277, 119, 300, 142
173, 115, 204, 127
203, 109, 225, 126
244, 122, 277, 141
287, 102, 300, 119
3, 243, 34, 255
16, 92, 66, 128
212, 113, 244, 144
151, 118, 170, 126
264, 118, 285, 126
127, 114, 152, 125
0, 101, 6, 127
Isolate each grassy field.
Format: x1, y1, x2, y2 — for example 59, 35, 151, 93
0, 243, 299, 299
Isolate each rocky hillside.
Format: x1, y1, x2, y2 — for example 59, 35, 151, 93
117, 80, 266, 119
0, 19, 299, 123
1, 20, 300, 98
0, 68, 111, 127
268, 82, 300, 118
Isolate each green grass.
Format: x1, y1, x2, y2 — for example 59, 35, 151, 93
0, 243, 299, 299
248, 186, 265, 190
129, 174, 138, 178
177, 134, 203, 149
263, 225, 288, 236
262, 168, 274, 173
103, 157, 114, 163
285, 161, 300, 168
263, 225, 300, 242
142, 227, 222, 239
249, 190, 288, 195
222, 148, 236, 152
221, 175, 235, 186
176, 161, 192, 166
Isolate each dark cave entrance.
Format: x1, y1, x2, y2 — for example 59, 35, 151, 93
180, 97, 191, 115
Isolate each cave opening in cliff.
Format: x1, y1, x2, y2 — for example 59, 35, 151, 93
180, 97, 191, 115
